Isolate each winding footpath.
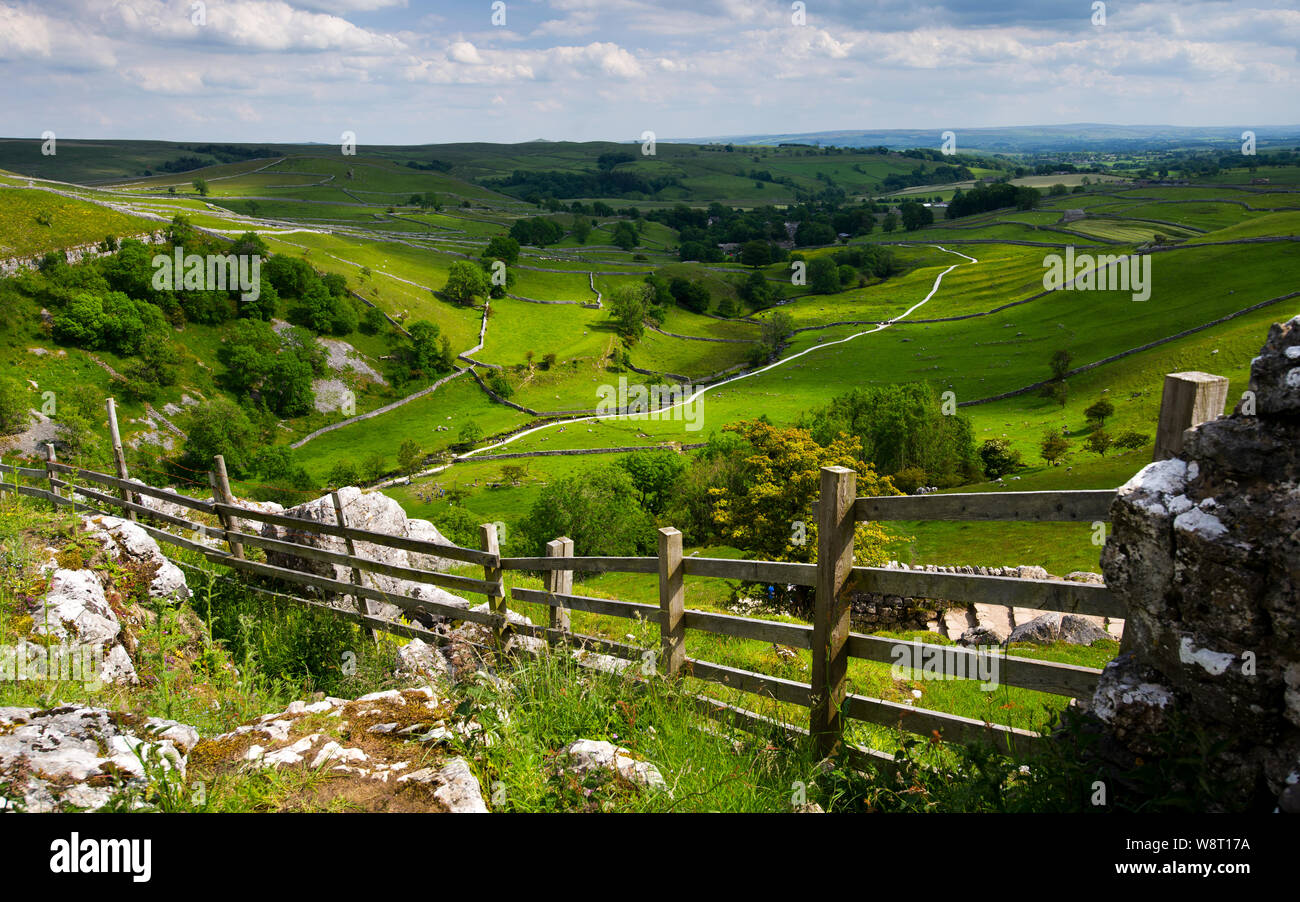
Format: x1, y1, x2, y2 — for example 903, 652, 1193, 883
400, 245, 979, 479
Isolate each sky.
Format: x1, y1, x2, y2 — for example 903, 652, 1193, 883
0, 0, 1297, 145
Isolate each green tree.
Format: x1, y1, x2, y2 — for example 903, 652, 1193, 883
617, 450, 685, 515
760, 310, 795, 348
397, 439, 424, 475
609, 282, 653, 342
182, 399, 257, 476
192, 178, 210, 197
611, 220, 639, 251
571, 216, 592, 245
1050, 349, 1074, 380
898, 201, 934, 231
482, 235, 520, 266
1040, 430, 1070, 466
740, 240, 773, 268
802, 383, 981, 488
518, 465, 657, 556
808, 256, 840, 294
1085, 398, 1115, 426
1084, 428, 1113, 457
442, 260, 490, 306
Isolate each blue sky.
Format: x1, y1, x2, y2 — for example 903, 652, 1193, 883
0, 0, 1296, 144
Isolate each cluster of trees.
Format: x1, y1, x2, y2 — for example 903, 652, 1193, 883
898, 200, 934, 231
268, 252, 362, 336
508, 216, 567, 248
799, 244, 902, 295
946, 183, 1042, 218
179, 397, 314, 503
217, 320, 324, 418
648, 200, 884, 264
801, 383, 981, 490
880, 162, 973, 191
488, 166, 681, 200
405, 159, 453, 172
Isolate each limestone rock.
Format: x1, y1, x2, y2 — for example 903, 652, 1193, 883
1008, 612, 1110, 646
561, 738, 666, 792
35, 568, 120, 646
259, 487, 470, 624
1246, 313, 1300, 415
0, 706, 197, 812
396, 637, 452, 686
81, 514, 190, 602
433, 757, 489, 813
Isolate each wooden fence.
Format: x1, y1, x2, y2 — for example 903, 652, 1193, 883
0, 374, 1228, 769
0, 444, 1117, 769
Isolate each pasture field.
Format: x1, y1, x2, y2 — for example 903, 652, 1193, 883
2, 142, 1297, 589
0, 187, 160, 257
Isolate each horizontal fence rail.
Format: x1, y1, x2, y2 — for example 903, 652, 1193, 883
848, 567, 1124, 618
846, 490, 1117, 523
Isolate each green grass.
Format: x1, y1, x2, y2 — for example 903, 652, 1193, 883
0, 187, 159, 258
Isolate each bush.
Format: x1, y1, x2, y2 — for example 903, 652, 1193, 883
979, 439, 1022, 479
182, 399, 258, 477
1114, 429, 1150, 450
0, 378, 31, 435
517, 466, 657, 557
326, 459, 362, 489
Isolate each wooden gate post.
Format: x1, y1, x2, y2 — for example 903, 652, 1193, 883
209, 455, 244, 559
545, 536, 575, 634
658, 527, 685, 677
480, 523, 506, 649
43, 443, 61, 510
105, 398, 136, 521
332, 491, 379, 642
810, 466, 856, 758
1153, 371, 1229, 461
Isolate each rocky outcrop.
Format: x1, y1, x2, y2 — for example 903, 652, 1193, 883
559, 739, 666, 793
259, 487, 468, 625
189, 686, 490, 812
1007, 612, 1111, 646
0, 705, 197, 812
1094, 314, 1300, 811
10, 515, 195, 687
82, 514, 190, 602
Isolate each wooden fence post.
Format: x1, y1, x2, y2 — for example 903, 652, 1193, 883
209, 455, 244, 559
105, 398, 136, 521
658, 527, 685, 677
480, 523, 505, 649
810, 466, 856, 759
43, 443, 61, 510
545, 536, 574, 634
333, 490, 379, 642
1153, 371, 1229, 461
